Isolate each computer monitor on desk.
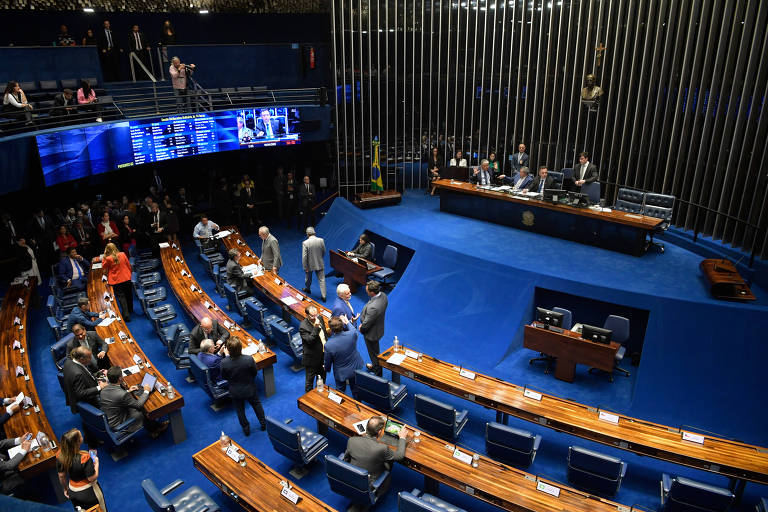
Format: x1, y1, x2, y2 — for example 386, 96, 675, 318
582, 324, 612, 344
536, 307, 564, 329
543, 189, 565, 203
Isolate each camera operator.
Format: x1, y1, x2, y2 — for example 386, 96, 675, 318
169, 56, 195, 113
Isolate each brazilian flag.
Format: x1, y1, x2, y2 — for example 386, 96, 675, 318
371, 137, 383, 191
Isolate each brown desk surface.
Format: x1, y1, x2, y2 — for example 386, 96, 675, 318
193, 440, 337, 511
0, 279, 58, 477
219, 226, 334, 326
378, 345, 768, 485
330, 249, 382, 275
159, 244, 277, 371
298, 390, 626, 512
87, 268, 184, 421
433, 179, 663, 230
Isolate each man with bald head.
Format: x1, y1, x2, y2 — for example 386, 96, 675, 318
189, 316, 230, 355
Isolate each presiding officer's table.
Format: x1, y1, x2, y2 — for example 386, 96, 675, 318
0, 279, 65, 501
88, 267, 187, 443
378, 345, 768, 488
433, 179, 662, 255
298, 389, 628, 512
159, 243, 277, 396
193, 439, 337, 511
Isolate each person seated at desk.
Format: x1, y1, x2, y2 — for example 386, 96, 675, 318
100, 366, 168, 438
323, 316, 365, 397
526, 165, 554, 194
573, 151, 598, 190
192, 215, 220, 241
469, 159, 494, 186
58, 246, 90, 291
332, 283, 359, 331
52, 88, 77, 117
347, 233, 373, 261
343, 415, 407, 496
0, 426, 33, 495
67, 323, 111, 371
226, 248, 255, 295
449, 150, 468, 167
69, 297, 106, 330
505, 167, 533, 190
428, 147, 442, 184
2, 81, 33, 124
198, 338, 228, 382
189, 317, 230, 355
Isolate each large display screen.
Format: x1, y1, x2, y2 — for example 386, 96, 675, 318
37, 106, 301, 186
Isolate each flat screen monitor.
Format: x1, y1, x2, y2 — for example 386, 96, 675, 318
543, 188, 564, 202
582, 324, 612, 344
535, 307, 563, 328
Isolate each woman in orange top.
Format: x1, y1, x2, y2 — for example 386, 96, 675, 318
94, 242, 133, 321
57, 428, 107, 511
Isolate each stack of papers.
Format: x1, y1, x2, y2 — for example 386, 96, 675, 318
242, 343, 262, 356
8, 439, 38, 459
215, 230, 231, 239
386, 353, 407, 365
158, 242, 170, 249
281, 296, 298, 306
91, 263, 103, 270
98, 318, 116, 327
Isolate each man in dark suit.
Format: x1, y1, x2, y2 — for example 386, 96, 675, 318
51, 89, 76, 117
58, 246, 90, 291
69, 297, 105, 330
254, 108, 285, 139
359, 281, 388, 377
67, 323, 111, 371
97, 20, 122, 82
71, 220, 95, 259
331, 283, 357, 331
298, 305, 327, 392
344, 416, 407, 495
508, 142, 529, 174
147, 202, 167, 251
324, 316, 365, 396
62, 346, 107, 414
299, 175, 316, 230
469, 160, 494, 186
127, 25, 151, 80
240, 182, 260, 233
501, 166, 533, 190
220, 337, 267, 436
188, 316, 230, 355
100, 366, 168, 437
26, 209, 54, 270
0, 418, 32, 495
347, 233, 373, 261
226, 249, 255, 295
573, 151, 598, 190
526, 166, 555, 195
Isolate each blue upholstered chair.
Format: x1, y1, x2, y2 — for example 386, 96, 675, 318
47, 316, 63, 340
566, 446, 627, 497
485, 422, 541, 468
245, 299, 282, 339
132, 271, 161, 289
354, 370, 408, 412
589, 315, 630, 381
553, 307, 573, 330
371, 244, 398, 288
325, 454, 389, 510
167, 326, 191, 370
147, 303, 178, 328
660, 474, 734, 512
131, 256, 160, 274
50, 333, 74, 370
77, 402, 144, 449
268, 318, 303, 370
141, 478, 220, 512
223, 283, 252, 320
189, 354, 229, 404
266, 417, 328, 478
414, 394, 468, 441
581, 182, 601, 204
398, 489, 468, 512
613, 188, 644, 214
154, 319, 190, 347
136, 286, 167, 313
548, 171, 564, 189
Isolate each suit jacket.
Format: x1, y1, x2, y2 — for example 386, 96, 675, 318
469, 168, 494, 185
254, 118, 285, 138
526, 175, 554, 193
299, 182, 316, 209
509, 151, 529, 172
52, 92, 76, 116
359, 292, 388, 342
240, 187, 257, 208
226, 258, 250, 292
198, 351, 225, 382
0, 436, 25, 493
505, 173, 533, 190
323, 326, 364, 385
148, 211, 168, 234
99, 383, 149, 431
298, 317, 327, 368
68, 306, 101, 330
127, 31, 149, 52
344, 434, 406, 480
189, 320, 230, 355
66, 331, 108, 358
62, 359, 100, 413
57, 256, 90, 285
302, 235, 325, 272
349, 241, 372, 261
331, 297, 356, 331
97, 28, 120, 52
260, 234, 282, 271
220, 355, 259, 399
573, 162, 598, 184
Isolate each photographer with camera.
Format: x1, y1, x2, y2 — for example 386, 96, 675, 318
169, 56, 195, 113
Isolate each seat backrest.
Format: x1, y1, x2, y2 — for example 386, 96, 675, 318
486, 422, 535, 453
269, 318, 293, 345
188, 354, 214, 396
560, 167, 573, 179
60, 78, 79, 89
141, 478, 173, 512
414, 394, 456, 425
325, 455, 371, 498
82, 77, 98, 87
51, 334, 73, 368
548, 171, 564, 189
617, 187, 644, 205
355, 370, 392, 397
368, 241, 376, 262
551, 307, 573, 330
76, 402, 109, 437
582, 182, 601, 204
223, 283, 240, 310
236, 86, 253, 92
614, 198, 645, 214
645, 192, 675, 209
220, 87, 236, 93
47, 316, 61, 339
568, 446, 623, 478
665, 476, 734, 512
265, 417, 302, 461
398, 491, 447, 512
19, 81, 37, 92
644, 204, 673, 225
46, 294, 56, 316
603, 315, 629, 344
382, 245, 398, 268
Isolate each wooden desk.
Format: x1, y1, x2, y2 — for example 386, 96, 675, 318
218, 226, 334, 327
87, 268, 187, 443
329, 249, 381, 293
0, 279, 65, 502
700, 259, 756, 302
297, 390, 626, 512
159, 243, 277, 396
433, 179, 662, 256
523, 324, 619, 382
377, 345, 768, 486
193, 439, 337, 511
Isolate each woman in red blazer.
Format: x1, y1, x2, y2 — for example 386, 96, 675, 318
94, 242, 133, 321
96, 212, 120, 248
56, 225, 78, 253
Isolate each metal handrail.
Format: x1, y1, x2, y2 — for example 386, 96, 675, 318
128, 51, 157, 83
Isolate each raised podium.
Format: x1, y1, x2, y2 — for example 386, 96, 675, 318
700, 259, 756, 302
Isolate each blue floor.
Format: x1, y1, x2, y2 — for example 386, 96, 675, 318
23, 190, 768, 511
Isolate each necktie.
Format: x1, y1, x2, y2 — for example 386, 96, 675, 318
106, 30, 112, 48
581, 164, 586, 180
39, 217, 44, 229
72, 259, 82, 280
345, 300, 354, 316
155, 213, 159, 227
134, 33, 140, 50
266, 121, 273, 138
539, 178, 545, 193
306, 184, 310, 193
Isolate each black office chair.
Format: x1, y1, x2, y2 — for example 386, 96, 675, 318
643, 192, 675, 253
613, 188, 644, 214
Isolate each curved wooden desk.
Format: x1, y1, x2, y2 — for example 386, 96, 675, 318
87, 268, 187, 443
0, 279, 64, 501
159, 243, 277, 396
218, 226, 334, 327
193, 439, 337, 511
298, 390, 628, 512
378, 344, 768, 488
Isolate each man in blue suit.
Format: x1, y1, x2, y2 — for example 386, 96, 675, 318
323, 316, 365, 397
508, 142, 529, 174
58, 246, 90, 290
505, 166, 533, 190
331, 283, 358, 331
69, 296, 105, 330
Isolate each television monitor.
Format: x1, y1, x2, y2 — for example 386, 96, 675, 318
543, 188, 564, 202
535, 307, 563, 328
581, 324, 612, 344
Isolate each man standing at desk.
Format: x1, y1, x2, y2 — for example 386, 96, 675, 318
302, 226, 326, 302
573, 152, 598, 190
332, 283, 358, 330
526, 166, 554, 194
193, 216, 220, 245
298, 306, 327, 392
344, 415, 407, 496
324, 316, 365, 396
359, 280, 387, 377
258, 226, 282, 274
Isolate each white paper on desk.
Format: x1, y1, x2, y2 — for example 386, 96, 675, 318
190, 284, 197, 292
321, 310, 332, 319
158, 242, 170, 248
103, 292, 112, 301
536, 481, 561, 498
204, 301, 212, 309
245, 251, 251, 257
91, 263, 103, 270
281, 485, 300, 504
404, 349, 419, 359
12, 340, 21, 350
104, 337, 114, 344
624, 213, 643, 219
242, 343, 260, 356
180, 270, 189, 277
15, 366, 24, 376
459, 369, 476, 380
682, 431, 705, 444
327, 391, 343, 404
13, 392, 24, 406
101, 275, 108, 282
281, 296, 298, 306
274, 277, 281, 286
8, 439, 38, 459
174, 256, 182, 262
17, 298, 24, 306
386, 353, 407, 365
122, 364, 141, 375
571, 323, 584, 334
598, 411, 620, 425
98, 318, 115, 327
214, 230, 231, 239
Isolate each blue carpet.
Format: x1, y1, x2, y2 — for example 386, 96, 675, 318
23, 190, 768, 511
